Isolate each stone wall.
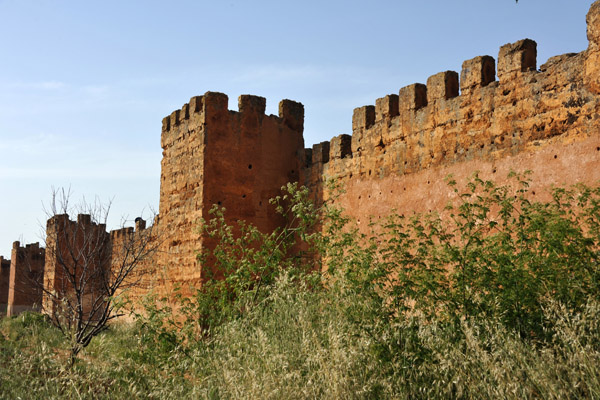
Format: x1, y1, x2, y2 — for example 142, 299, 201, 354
0, 256, 10, 314
158, 92, 304, 294
43, 213, 152, 317
4, 1, 600, 314
43, 214, 113, 318
109, 217, 155, 302
7, 241, 45, 316
141, 1, 600, 297
303, 5, 600, 231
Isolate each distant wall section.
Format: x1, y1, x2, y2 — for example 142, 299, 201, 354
0, 256, 10, 314
7, 241, 45, 316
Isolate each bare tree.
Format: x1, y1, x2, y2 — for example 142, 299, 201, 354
41, 188, 159, 364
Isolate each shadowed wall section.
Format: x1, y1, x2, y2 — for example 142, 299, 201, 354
7, 242, 45, 316
0, 256, 11, 314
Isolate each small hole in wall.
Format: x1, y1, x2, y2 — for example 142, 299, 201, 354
368, 195, 371, 199
532, 191, 536, 195
291, 170, 295, 174
512, 101, 517, 107
242, 194, 246, 198
404, 161, 408, 165
349, 173, 353, 178
248, 164, 253, 169
554, 155, 558, 159
492, 168, 497, 174
403, 187, 406, 191
427, 180, 430, 185
597, 146, 600, 151
480, 144, 485, 149
369, 170, 372, 176
358, 195, 361, 200
259, 201, 262, 206
217, 201, 222, 206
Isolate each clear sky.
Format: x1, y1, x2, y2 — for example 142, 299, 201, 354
0, 0, 595, 258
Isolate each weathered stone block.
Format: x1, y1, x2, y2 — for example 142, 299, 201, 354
135, 218, 146, 231
303, 147, 313, 166
586, 1, 600, 94
77, 214, 91, 225
203, 92, 229, 116
312, 141, 330, 164
588, 0, 600, 46
181, 103, 190, 120
162, 116, 170, 132
399, 84, 427, 113
498, 39, 537, 82
427, 71, 459, 102
189, 96, 203, 113
239, 95, 266, 115
352, 106, 375, 132
375, 95, 399, 121
279, 99, 304, 131
169, 109, 180, 128
460, 56, 496, 93
330, 134, 352, 159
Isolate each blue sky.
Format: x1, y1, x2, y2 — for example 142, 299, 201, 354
0, 0, 594, 258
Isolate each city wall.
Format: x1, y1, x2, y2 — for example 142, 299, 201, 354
122, 0, 600, 299
44, 213, 152, 317
1, 1, 600, 315
0, 256, 10, 313
7, 242, 45, 316
304, 4, 600, 231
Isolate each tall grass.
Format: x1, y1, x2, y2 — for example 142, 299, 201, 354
2, 276, 598, 399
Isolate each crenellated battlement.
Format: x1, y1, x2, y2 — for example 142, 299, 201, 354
110, 227, 134, 240
161, 91, 304, 134
304, 25, 599, 184
7, 241, 45, 316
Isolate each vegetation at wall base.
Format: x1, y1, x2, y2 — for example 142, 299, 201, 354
1, 174, 599, 399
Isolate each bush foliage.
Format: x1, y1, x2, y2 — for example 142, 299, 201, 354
1, 174, 599, 399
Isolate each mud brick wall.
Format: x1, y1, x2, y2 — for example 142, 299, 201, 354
158, 92, 304, 294
7, 242, 45, 316
109, 218, 155, 302
27, 1, 600, 306
303, 4, 600, 232
43, 214, 110, 317
0, 256, 11, 313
